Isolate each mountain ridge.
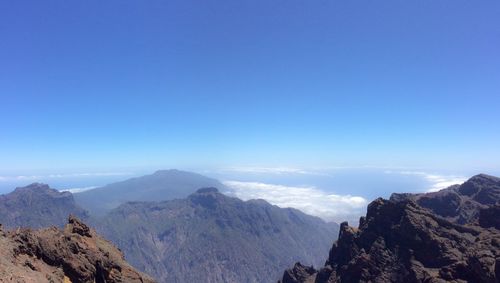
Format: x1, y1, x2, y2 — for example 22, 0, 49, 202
0, 183, 89, 229
0, 170, 340, 283
96, 186, 339, 283
74, 169, 227, 215
390, 173, 500, 224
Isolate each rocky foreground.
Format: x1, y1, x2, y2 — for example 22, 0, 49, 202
0, 215, 155, 283
279, 174, 500, 283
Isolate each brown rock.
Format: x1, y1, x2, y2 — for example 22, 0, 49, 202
479, 205, 500, 229
0, 216, 155, 283
67, 214, 91, 237
280, 263, 317, 283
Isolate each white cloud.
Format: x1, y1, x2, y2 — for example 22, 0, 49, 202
220, 165, 421, 176
221, 166, 333, 176
60, 186, 98, 193
15, 175, 43, 180
47, 172, 132, 178
0, 172, 132, 182
385, 170, 467, 192
223, 181, 368, 223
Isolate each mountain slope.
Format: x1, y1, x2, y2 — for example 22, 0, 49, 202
0, 215, 155, 283
0, 183, 89, 229
74, 169, 227, 215
390, 173, 500, 224
96, 187, 339, 283
279, 174, 500, 283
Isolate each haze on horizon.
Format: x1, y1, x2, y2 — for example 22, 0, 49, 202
1, 0, 499, 175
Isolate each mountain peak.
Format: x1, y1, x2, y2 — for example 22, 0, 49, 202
14, 183, 51, 192
74, 170, 227, 215
195, 187, 219, 194
468, 173, 500, 183
153, 169, 182, 175
0, 184, 88, 229
188, 187, 224, 209
457, 173, 500, 202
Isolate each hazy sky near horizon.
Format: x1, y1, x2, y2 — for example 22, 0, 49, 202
1, 0, 500, 172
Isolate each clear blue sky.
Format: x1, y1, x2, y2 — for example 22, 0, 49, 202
1, 0, 499, 173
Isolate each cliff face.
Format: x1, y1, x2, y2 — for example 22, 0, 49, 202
0, 183, 89, 229
97, 187, 338, 283
0, 215, 155, 283
279, 174, 500, 283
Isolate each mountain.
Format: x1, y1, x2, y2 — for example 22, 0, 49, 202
0, 215, 155, 283
0, 183, 89, 229
74, 169, 227, 215
279, 174, 500, 283
390, 173, 500, 224
96, 187, 339, 283
0, 172, 339, 282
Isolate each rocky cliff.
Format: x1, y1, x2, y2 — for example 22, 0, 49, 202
0, 215, 155, 283
279, 174, 500, 283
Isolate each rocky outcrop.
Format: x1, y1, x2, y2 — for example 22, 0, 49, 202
279, 174, 500, 283
0, 215, 155, 283
479, 205, 500, 229
0, 183, 89, 229
281, 263, 317, 283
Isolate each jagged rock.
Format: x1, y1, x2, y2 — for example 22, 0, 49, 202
0, 216, 155, 283
479, 205, 500, 229
279, 174, 500, 283
68, 214, 91, 237
281, 263, 317, 283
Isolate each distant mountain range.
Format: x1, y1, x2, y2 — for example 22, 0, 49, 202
96, 187, 338, 283
0, 169, 338, 283
74, 169, 227, 216
279, 174, 500, 283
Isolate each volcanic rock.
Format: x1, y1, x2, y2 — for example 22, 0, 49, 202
0, 215, 155, 283
279, 174, 500, 283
